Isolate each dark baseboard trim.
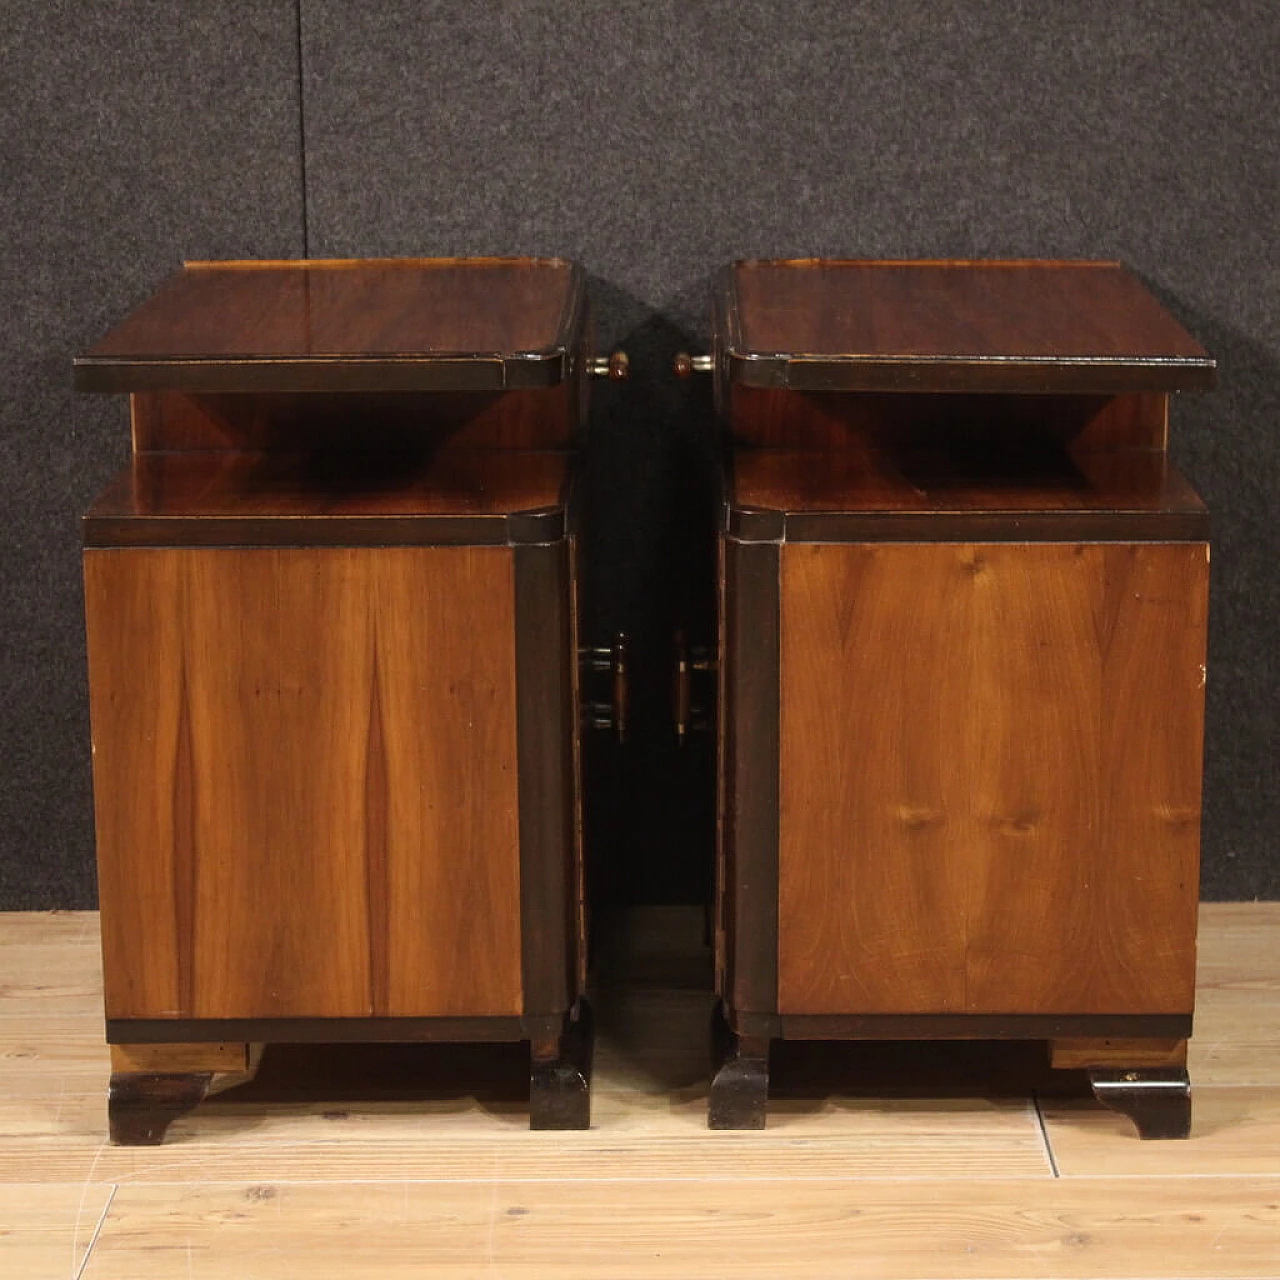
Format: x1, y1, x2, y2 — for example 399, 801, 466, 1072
724, 1011, 1194, 1041
107, 1016, 535, 1045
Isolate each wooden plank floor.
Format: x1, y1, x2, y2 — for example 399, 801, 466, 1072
0, 904, 1276, 1278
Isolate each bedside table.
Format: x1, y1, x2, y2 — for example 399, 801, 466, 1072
690, 259, 1214, 1138
76, 257, 625, 1142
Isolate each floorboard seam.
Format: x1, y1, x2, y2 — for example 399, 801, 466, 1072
1032, 1094, 1061, 1177
75, 1182, 116, 1280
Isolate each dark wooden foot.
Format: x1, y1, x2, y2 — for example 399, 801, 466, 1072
108, 1071, 213, 1145
529, 1000, 593, 1130
1089, 1068, 1192, 1139
709, 1010, 769, 1130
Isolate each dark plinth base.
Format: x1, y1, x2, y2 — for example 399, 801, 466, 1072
1089, 1068, 1192, 1140
708, 1005, 769, 1130
708, 1007, 1194, 1138
108, 1072, 213, 1146
107, 1006, 596, 1142
529, 999, 594, 1130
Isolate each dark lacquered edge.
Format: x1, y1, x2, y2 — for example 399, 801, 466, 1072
514, 535, 576, 1019
726, 353, 1217, 394
725, 507, 785, 543
73, 355, 571, 395
753, 1013, 1194, 1041
725, 494, 1210, 544
82, 504, 569, 550
74, 261, 588, 395
781, 509, 1210, 543
107, 1017, 532, 1044
82, 513, 516, 549
722, 533, 780, 1022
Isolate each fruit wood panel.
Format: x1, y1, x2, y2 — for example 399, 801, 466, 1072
778, 542, 1207, 1015
83, 546, 522, 1021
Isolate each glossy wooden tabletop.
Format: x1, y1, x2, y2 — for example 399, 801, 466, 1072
76, 258, 584, 393
723, 260, 1215, 392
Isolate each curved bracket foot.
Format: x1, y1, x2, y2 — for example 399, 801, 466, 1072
108, 1072, 213, 1145
1089, 1067, 1191, 1139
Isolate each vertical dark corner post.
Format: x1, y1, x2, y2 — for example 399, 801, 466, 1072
514, 523, 592, 1129
710, 529, 780, 1128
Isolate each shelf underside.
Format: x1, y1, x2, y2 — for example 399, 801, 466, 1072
84, 449, 571, 547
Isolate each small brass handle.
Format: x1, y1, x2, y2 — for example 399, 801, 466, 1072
580, 632, 629, 743
590, 351, 630, 381
673, 352, 713, 379
672, 629, 716, 744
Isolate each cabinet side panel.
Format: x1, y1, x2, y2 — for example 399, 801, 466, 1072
778, 544, 970, 1014
379, 547, 523, 1017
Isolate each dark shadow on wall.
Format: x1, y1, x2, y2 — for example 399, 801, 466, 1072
579, 276, 720, 908
1146, 290, 1280, 901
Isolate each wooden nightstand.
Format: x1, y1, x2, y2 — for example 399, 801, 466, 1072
76, 257, 626, 1142
686, 259, 1214, 1138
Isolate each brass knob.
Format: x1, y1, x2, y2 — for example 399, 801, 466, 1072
590, 351, 630, 381
673, 353, 713, 378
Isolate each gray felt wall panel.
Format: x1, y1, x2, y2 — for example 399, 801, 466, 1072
1, 1, 1274, 907
0, 2, 304, 907
299, 0, 1278, 902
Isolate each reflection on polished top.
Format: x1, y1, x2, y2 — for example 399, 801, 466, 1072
75, 257, 583, 392
723, 260, 1216, 392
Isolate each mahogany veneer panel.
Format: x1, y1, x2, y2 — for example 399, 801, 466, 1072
725, 260, 1215, 392
84, 546, 522, 1021
76, 258, 582, 392
778, 541, 1208, 1017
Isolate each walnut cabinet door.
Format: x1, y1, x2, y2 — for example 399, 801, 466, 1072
84, 545, 525, 1021
776, 541, 1208, 1017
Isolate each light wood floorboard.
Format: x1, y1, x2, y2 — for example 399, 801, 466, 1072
79, 1177, 1280, 1280
0, 1183, 114, 1280
0, 904, 1277, 1278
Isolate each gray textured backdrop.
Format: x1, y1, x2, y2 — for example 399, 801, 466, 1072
2, 1, 1276, 908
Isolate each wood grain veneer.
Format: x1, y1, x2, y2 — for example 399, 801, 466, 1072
84, 546, 523, 1021
724, 260, 1215, 393
76, 258, 583, 393
778, 541, 1208, 1016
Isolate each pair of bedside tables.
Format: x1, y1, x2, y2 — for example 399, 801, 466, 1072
76, 257, 1213, 1144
